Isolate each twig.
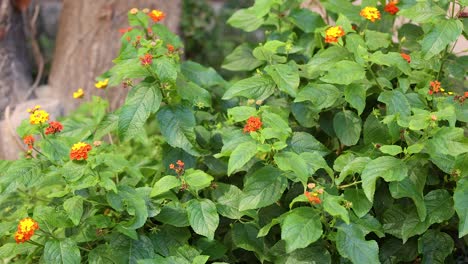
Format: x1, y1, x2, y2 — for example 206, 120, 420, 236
23, 4, 44, 101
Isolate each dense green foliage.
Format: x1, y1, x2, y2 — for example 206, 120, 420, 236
1, 0, 468, 263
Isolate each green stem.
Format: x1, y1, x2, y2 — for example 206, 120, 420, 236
26, 239, 44, 247
368, 65, 384, 91
339, 181, 362, 189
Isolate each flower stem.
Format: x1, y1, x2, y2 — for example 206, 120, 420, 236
27, 239, 44, 247
339, 181, 362, 189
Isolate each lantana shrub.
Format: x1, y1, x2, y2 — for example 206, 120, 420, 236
1, 1, 468, 263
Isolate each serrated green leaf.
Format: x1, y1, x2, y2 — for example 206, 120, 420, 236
151, 176, 181, 197
63, 196, 83, 226
43, 239, 80, 264
344, 84, 367, 115
288, 132, 330, 156
223, 75, 276, 101
228, 106, 257, 122
369, 51, 411, 75
364, 30, 391, 51
320, 60, 365, 85
228, 141, 257, 176
186, 199, 219, 240
184, 169, 213, 193
362, 156, 408, 202
265, 64, 299, 97
323, 194, 350, 224
281, 207, 322, 253
222, 44, 264, 71
333, 110, 362, 146
336, 223, 380, 264
344, 189, 372, 218
227, 8, 264, 32
239, 166, 288, 211
295, 83, 341, 110
418, 230, 454, 264
289, 8, 325, 33
420, 19, 463, 60
379, 145, 403, 156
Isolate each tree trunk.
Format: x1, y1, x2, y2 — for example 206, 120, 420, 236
48, 0, 181, 112
0, 0, 32, 115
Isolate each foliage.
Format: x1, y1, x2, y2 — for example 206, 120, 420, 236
1, 1, 468, 263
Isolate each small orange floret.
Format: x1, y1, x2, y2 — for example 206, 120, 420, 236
304, 191, 322, 204
45, 121, 63, 135
23, 135, 34, 149
176, 160, 184, 167
400, 53, 410, 63
139, 53, 153, 66
149, 9, 165, 23
360, 6, 381, 22
325, 26, 345, 43
243, 116, 262, 133
70, 142, 92, 160
167, 44, 175, 53
384, 1, 399, 15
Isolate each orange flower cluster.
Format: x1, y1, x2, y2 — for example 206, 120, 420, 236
70, 142, 92, 160
428, 80, 442, 95
149, 9, 165, 23
324, 26, 345, 43
14, 217, 39, 244
45, 121, 63, 135
400, 53, 410, 63
360, 7, 381, 22
140, 53, 153, 66
304, 183, 323, 205
243, 116, 262, 133
23, 135, 34, 150
384, 1, 399, 15
169, 160, 185, 175
167, 44, 175, 53
454, 92, 468, 103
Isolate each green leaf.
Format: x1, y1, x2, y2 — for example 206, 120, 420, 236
288, 132, 329, 156
336, 157, 371, 186
427, 127, 468, 157
320, 60, 366, 85
362, 156, 408, 202
223, 75, 276, 101
155, 202, 189, 227
151, 176, 181, 197
239, 166, 288, 211
252, 40, 286, 63
186, 199, 219, 240
184, 169, 214, 193
398, 2, 446, 23
156, 105, 201, 156
228, 141, 257, 176
108, 234, 155, 263
108, 58, 148, 86
333, 110, 362, 146
5, 159, 41, 187
454, 178, 468, 237
40, 138, 69, 162
152, 57, 178, 84
119, 82, 162, 141
379, 237, 419, 264
181, 61, 224, 88
274, 243, 332, 264
363, 114, 393, 145
369, 51, 411, 75
364, 30, 391, 51
212, 183, 244, 219
420, 19, 463, 60
227, 8, 264, 32
274, 151, 309, 184
295, 83, 341, 110
63, 196, 83, 226
378, 90, 411, 117
43, 239, 81, 264
227, 106, 257, 122
108, 186, 148, 229
389, 169, 427, 221
264, 64, 299, 97
323, 194, 350, 224
344, 83, 367, 115
281, 207, 322, 253
288, 8, 325, 33
222, 44, 264, 71
176, 79, 212, 108
336, 223, 380, 264
322, 0, 361, 21
232, 223, 268, 262
418, 230, 454, 264
344, 189, 372, 218
95, 113, 119, 140
424, 189, 454, 225
379, 145, 402, 156
301, 46, 350, 79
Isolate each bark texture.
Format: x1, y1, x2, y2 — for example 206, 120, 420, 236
0, 0, 32, 115
48, 0, 181, 112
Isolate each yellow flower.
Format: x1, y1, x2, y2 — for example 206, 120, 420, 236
73, 88, 84, 99
18, 218, 39, 234
360, 7, 381, 22
29, 109, 49, 125
325, 26, 345, 43
95, 79, 109, 89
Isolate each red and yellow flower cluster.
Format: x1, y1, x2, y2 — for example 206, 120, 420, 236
304, 183, 323, 205
14, 217, 39, 244
23, 135, 34, 150
70, 142, 92, 160
169, 160, 185, 176
324, 26, 345, 43
28, 105, 49, 125
140, 53, 153, 66
45, 121, 63, 135
149, 9, 165, 23
243, 116, 262, 133
428, 80, 443, 95
360, 6, 381, 22
384, 1, 399, 15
